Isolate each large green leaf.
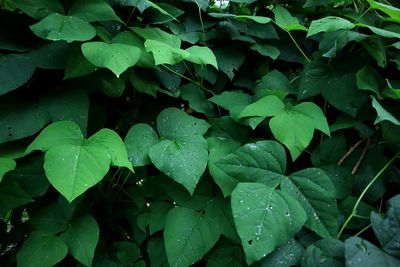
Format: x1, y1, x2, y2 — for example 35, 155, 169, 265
281, 168, 338, 238
149, 136, 208, 194
0, 54, 35, 95
69, 0, 122, 22
185, 46, 218, 69
130, 26, 181, 47
44, 143, 111, 202
260, 239, 305, 267
31, 202, 70, 235
16, 231, 68, 267
239, 95, 285, 117
274, 5, 308, 31
0, 157, 16, 182
367, 0, 400, 21
356, 65, 383, 97
13, 0, 64, 19
81, 42, 141, 77
307, 16, 355, 37
60, 215, 99, 266
26, 121, 84, 154
144, 39, 189, 65
292, 102, 330, 135
30, 13, 96, 42
87, 129, 133, 171
164, 207, 220, 267
215, 140, 287, 189
301, 238, 345, 267
371, 195, 400, 257
125, 123, 159, 167
0, 180, 33, 214
231, 183, 307, 264
345, 237, 400, 266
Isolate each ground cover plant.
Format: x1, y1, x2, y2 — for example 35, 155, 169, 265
1, 0, 400, 266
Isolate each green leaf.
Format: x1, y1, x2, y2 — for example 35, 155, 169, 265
281, 168, 338, 238
215, 140, 287, 189
28, 41, 68, 70
30, 13, 96, 42
0, 180, 33, 214
239, 95, 285, 118
356, 65, 383, 97
144, 39, 189, 65
26, 121, 84, 154
164, 207, 220, 267
250, 43, 280, 60
307, 16, 355, 37
301, 238, 345, 267
44, 143, 111, 202
31, 202, 70, 235
0, 54, 35, 95
114, 241, 141, 265
13, 0, 64, 19
69, 0, 122, 22
185, 46, 218, 69
17, 231, 68, 267
129, 71, 159, 96
357, 24, 400, 39
180, 84, 216, 116
149, 136, 208, 194
269, 110, 314, 160
60, 215, 99, 266
260, 239, 305, 267
131, 26, 181, 48
146, 201, 174, 234
371, 96, 400, 125
87, 129, 133, 171
371, 195, 400, 257
81, 42, 141, 77
0, 158, 16, 182
209, 91, 253, 111
231, 183, 307, 264
274, 5, 308, 31
367, 0, 400, 21
125, 123, 159, 167
156, 107, 210, 139
214, 47, 245, 80
234, 15, 272, 24
292, 102, 330, 136
255, 70, 293, 95
345, 237, 400, 266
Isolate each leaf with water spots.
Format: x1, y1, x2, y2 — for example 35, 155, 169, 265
231, 183, 306, 265
281, 168, 338, 238
164, 207, 220, 267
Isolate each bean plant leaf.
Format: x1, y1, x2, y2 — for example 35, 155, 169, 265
0, 158, 16, 182
274, 5, 308, 31
60, 215, 99, 266
301, 238, 345, 266
13, 0, 65, 19
345, 237, 400, 266
215, 140, 287, 189
26, 121, 84, 154
371, 195, 400, 257
260, 239, 305, 267
307, 16, 355, 37
367, 0, 400, 21
371, 96, 400, 125
69, 0, 123, 22
30, 13, 96, 42
144, 39, 189, 65
281, 168, 338, 238
16, 231, 68, 267
0, 180, 33, 214
231, 183, 307, 264
0, 54, 35, 95
239, 95, 285, 117
81, 42, 141, 77
164, 207, 220, 267
87, 129, 133, 171
44, 143, 111, 202
292, 102, 330, 135
185, 46, 218, 69
125, 123, 159, 167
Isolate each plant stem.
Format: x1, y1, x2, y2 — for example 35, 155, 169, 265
287, 31, 311, 63
337, 152, 399, 239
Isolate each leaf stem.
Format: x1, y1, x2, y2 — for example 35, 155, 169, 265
337, 152, 399, 239
287, 31, 311, 63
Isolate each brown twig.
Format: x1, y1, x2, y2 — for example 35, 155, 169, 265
351, 138, 370, 175
338, 138, 366, 166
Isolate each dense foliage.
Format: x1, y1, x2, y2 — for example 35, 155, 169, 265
1, 0, 400, 266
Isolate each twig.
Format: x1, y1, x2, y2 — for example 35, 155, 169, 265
337, 138, 366, 166
351, 138, 370, 175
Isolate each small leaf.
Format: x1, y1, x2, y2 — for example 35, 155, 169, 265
371, 96, 400, 125
144, 39, 189, 65
274, 5, 308, 31
356, 65, 383, 97
185, 46, 218, 69
0, 54, 35, 95
164, 207, 219, 267
231, 183, 306, 264
239, 95, 285, 118
30, 13, 96, 42
292, 102, 330, 136
82, 42, 141, 77
0, 180, 33, 214
367, 0, 400, 21
17, 231, 68, 267
13, 0, 64, 19
301, 238, 345, 266
345, 237, 400, 266
125, 123, 159, 167
60, 215, 99, 266
69, 0, 122, 22
250, 43, 280, 60
44, 143, 111, 202
26, 121, 84, 154
235, 15, 272, 24
307, 16, 355, 37
260, 239, 305, 267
